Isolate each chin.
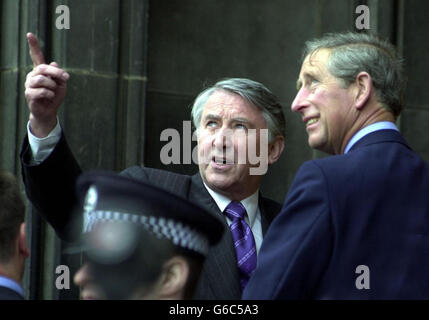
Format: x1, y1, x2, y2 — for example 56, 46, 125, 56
308, 136, 325, 150
205, 177, 235, 193
208, 180, 232, 191
309, 141, 333, 154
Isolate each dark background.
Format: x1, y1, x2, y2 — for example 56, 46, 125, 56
1, 0, 428, 299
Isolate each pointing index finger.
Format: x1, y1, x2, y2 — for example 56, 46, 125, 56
27, 32, 46, 67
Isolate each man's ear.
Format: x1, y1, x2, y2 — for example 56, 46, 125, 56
354, 72, 373, 110
268, 136, 285, 165
18, 223, 29, 258
158, 256, 189, 300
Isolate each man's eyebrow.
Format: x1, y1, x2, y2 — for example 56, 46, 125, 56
231, 117, 252, 125
203, 114, 221, 121
202, 115, 253, 126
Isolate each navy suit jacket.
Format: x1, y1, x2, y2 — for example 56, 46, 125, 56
0, 286, 24, 300
243, 129, 429, 299
20, 133, 281, 300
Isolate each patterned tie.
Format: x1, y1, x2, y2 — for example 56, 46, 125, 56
224, 201, 257, 291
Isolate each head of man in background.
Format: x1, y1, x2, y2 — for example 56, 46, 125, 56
291, 32, 405, 154
191, 78, 286, 201
71, 171, 224, 300
25, 34, 286, 202
0, 171, 29, 300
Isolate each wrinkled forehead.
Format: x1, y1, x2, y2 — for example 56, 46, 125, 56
204, 90, 246, 107
201, 90, 255, 118
295, 48, 334, 90
300, 48, 332, 74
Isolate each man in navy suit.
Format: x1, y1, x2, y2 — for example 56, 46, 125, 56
243, 32, 429, 299
20, 34, 285, 299
0, 171, 29, 300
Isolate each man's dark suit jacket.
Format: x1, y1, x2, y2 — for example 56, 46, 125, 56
0, 286, 24, 300
21, 134, 281, 300
243, 129, 429, 299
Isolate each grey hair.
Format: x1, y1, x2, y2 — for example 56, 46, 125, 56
302, 32, 405, 118
191, 78, 285, 142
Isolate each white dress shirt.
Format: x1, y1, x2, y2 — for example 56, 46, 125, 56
203, 183, 263, 254
27, 118, 62, 165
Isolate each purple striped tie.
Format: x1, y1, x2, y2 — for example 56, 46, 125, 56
224, 201, 257, 291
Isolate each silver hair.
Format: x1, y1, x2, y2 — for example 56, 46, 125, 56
191, 78, 285, 142
302, 32, 405, 118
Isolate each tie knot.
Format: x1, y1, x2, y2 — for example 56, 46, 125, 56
224, 201, 247, 220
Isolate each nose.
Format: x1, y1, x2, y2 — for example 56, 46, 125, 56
291, 87, 310, 113
213, 126, 233, 150
74, 262, 91, 287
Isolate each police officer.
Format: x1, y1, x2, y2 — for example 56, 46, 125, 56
68, 171, 224, 300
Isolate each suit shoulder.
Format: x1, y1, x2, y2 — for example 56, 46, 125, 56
120, 166, 192, 196
307, 155, 352, 175
287, 160, 334, 200
295, 159, 330, 176
121, 165, 172, 178
0, 286, 24, 300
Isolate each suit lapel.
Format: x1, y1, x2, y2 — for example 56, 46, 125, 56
189, 174, 220, 213
0, 286, 24, 300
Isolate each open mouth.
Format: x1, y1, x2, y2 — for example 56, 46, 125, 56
306, 117, 319, 127
211, 156, 234, 167
213, 157, 227, 164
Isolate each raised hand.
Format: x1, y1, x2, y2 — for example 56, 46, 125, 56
25, 33, 70, 138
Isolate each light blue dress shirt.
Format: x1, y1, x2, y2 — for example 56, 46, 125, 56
0, 275, 24, 298
344, 121, 399, 154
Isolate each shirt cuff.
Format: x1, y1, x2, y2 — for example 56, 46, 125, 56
27, 118, 62, 164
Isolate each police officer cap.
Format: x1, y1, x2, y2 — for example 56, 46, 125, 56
67, 170, 224, 263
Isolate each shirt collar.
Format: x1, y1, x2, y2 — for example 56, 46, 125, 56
0, 275, 24, 297
344, 121, 399, 154
202, 182, 259, 227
